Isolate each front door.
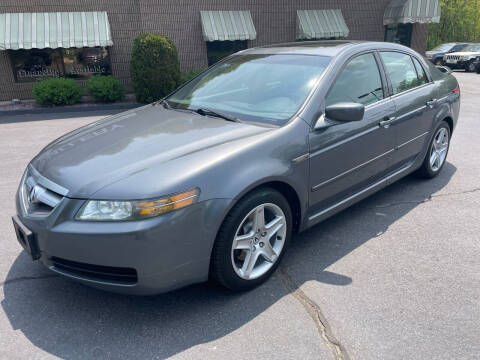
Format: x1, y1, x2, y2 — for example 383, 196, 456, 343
308, 52, 396, 215
380, 52, 438, 169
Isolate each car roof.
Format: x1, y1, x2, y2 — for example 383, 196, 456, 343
241, 40, 416, 57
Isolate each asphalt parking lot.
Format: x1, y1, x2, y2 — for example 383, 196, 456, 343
0, 72, 479, 360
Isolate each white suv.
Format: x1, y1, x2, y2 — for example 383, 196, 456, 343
443, 43, 480, 72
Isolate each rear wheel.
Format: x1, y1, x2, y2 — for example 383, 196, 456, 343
416, 121, 450, 179
211, 188, 292, 291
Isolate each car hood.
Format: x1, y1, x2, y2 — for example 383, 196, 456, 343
425, 51, 442, 57
31, 105, 273, 198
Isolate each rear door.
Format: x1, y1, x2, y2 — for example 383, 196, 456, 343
308, 52, 396, 214
380, 51, 437, 169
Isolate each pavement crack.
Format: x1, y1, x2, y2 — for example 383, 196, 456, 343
279, 268, 350, 360
0, 274, 59, 288
367, 187, 480, 210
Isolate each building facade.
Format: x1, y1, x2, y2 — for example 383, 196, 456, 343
0, 0, 440, 101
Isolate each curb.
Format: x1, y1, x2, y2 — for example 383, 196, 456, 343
0, 102, 141, 118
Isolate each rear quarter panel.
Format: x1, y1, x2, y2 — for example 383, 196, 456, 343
426, 61, 460, 132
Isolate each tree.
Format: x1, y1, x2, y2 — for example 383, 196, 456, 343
428, 0, 480, 49
130, 33, 181, 103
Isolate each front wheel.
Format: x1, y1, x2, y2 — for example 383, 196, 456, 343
416, 121, 451, 179
211, 188, 292, 291
466, 61, 476, 72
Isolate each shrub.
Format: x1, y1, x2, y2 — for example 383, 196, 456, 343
86, 75, 125, 103
32, 78, 83, 106
180, 68, 205, 85
130, 33, 181, 103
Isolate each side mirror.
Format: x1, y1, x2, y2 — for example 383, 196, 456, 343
325, 102, 365, 122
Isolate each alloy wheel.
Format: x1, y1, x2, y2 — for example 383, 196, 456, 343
430, 127, 449, 172
231, 203, 287, 280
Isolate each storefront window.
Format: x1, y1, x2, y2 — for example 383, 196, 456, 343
385, 24, 413, 47
9, 47, 112, 83
206, 41, 248, 66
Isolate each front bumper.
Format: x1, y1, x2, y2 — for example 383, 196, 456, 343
15, 194, 230, 295
443, 60, 469, 69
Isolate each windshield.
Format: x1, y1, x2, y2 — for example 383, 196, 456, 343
167, 54, 331, 125
432, 44, 454, 52
464, 44, 480, 52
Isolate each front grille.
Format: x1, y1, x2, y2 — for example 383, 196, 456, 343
20, 166, 65, 216
445, 55, 460, 61
51, 256, 138, 285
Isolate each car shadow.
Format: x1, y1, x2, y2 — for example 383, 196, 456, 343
1, 163, 456, 359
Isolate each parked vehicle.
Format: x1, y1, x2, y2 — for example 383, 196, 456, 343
425, 42, 469, 65
443, 43, 480, 72
13, 41, 460, 295
474, 56, 480, 74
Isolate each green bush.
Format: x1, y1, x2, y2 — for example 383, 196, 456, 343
180, 68, 205, 85
130, 33, 181, 103
32, 78, 83, 106
86, 75, 125, 103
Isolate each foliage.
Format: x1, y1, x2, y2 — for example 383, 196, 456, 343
86, 75, 125, 103
130, 33, 181, 103
180, 68, 205, 85
32, 78, 83, 106
428, 0, 480, 49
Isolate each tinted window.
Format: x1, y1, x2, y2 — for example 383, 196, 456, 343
384, 24, 413, 47
463, 44, 480, 52
452, 44, 467, 52
432, 44, 454, 52
326, 53, 384, 106
381, 52, 422, 95
412, 57, 428, 85
167, 54, 331, 125
206, 41, 248, 66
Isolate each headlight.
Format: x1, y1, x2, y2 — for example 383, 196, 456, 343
76, 189, 199, 221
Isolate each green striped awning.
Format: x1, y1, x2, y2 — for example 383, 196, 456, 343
296, 9, 349, 40
0, 11, 113, 50
200, 11, 256, 42
384, 0, 441, 25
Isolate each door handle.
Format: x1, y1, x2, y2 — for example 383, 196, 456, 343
426, 99, 437, 108
379, 116, 396, 129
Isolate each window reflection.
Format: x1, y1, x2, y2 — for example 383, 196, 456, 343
9, 47, 112, 83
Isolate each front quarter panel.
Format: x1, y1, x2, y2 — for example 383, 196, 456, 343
91, 117, 311, 231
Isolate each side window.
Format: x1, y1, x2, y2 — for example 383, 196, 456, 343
412, 57, 428, 86
326, 53, 384, 106
380, 52, 422, 95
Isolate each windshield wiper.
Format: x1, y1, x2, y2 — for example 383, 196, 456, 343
194, 107, 241, 123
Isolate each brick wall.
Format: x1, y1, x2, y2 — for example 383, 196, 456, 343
0, 0, 142, 100
0, 0, 429, 101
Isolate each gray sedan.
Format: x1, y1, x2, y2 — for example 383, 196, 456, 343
12, 41, 460, 295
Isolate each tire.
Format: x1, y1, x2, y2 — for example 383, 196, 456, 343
466, 61, 476, 72
416, 121, 451, 179
211, 187, 292, 291
434, 58, 443, 66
